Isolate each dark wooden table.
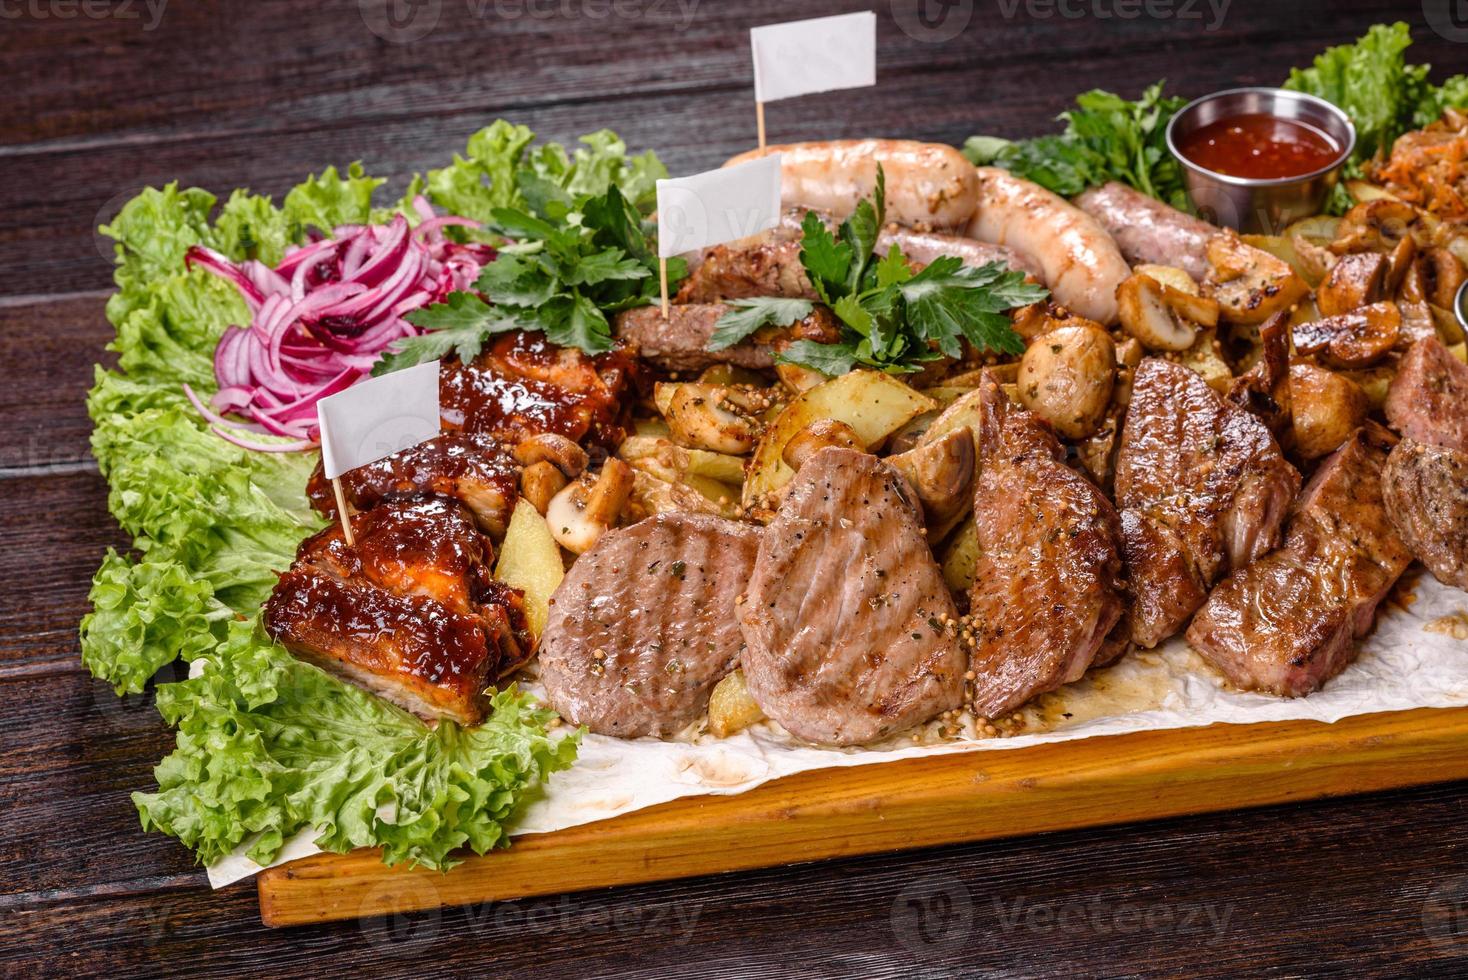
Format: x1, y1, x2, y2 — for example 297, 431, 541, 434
4, 1, 1468, 975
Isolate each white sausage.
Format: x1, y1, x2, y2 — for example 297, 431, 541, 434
724, 139, 979, 230
967, 167, 1131, 324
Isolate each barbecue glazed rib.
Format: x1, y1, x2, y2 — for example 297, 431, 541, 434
305, 430, 519, 537
1115, 358, 1300, 648
967, 376, 1128, 718
263, 497, 531, 725
1186, 427, 1412, 697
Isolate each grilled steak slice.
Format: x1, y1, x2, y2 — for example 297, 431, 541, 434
613, 302, 840, 374
1116, 358, 1300, 647
968, 377, 1127, 718
306, 431, 519, 537
538, 513, 761, 738
1187, 427, 1412, 696
440, 330, 635, 448
263, 498, 530, 725
1384, 337, 1468, 452
677, 207, 1040, 304
740, 447, 965, 745
1383, 437, 1468, 589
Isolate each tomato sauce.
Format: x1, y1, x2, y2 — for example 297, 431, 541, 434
1177, 113, 1342, 180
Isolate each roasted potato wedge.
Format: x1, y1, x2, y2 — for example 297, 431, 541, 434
939, 514, 979, 593
707, 669, 765, 738
1178, 328, 1233, 392
1288, 363, 1369, 461
494, 499, 565, 638
1133, 263, 1198, 295
742, 370, 936, 507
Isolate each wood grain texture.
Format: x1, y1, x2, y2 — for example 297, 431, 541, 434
257, 706, 1468, 927
7, 0, 1468, 974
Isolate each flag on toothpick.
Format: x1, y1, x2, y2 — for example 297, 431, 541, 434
749, 11, 876, 148
655, 154, 783, 315
317, 360, 442, 543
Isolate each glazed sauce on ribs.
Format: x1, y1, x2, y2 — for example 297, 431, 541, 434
1178, 113, 1341, 180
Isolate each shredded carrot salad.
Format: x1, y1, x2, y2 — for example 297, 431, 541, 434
1372, 110, 1468, 220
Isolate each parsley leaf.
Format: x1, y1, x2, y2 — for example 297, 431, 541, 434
378, 180, 673, 370
797, 210, 852, 302
374, 295, 523, 374
709, 298, 816, 351
775, 339, 861, 376
900, 258, 1043, 358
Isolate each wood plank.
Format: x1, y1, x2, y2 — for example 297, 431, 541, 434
258, 705, 1468, 927
0, 296, 111, 471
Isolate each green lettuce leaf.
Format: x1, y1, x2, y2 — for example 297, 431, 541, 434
134, 620, 578, 869
282, 163, 385, 239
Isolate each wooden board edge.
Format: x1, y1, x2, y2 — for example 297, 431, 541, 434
257, 706, 1468, 927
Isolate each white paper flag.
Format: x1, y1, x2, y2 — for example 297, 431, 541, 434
750, 12, 876, 104
656, 154, 783, 258
317, 360, 441, 479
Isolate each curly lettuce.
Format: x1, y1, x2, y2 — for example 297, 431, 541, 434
135, 621, 576, 869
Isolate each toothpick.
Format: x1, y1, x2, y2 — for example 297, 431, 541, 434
331, 476, 356, 547
659, 256, 670, 319
756, 100, 767, 151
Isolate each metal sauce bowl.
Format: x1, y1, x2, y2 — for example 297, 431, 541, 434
1166, 87, 1356, 234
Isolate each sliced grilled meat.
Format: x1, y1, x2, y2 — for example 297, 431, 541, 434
537, 513, 761, 738
306, 431, 519, 537
1383, 438, 1468, 589
740, 448, 965, 745
1116, 358, 1300, 648
440, 330, 635, 448
1187, 428, 1412, 696
1384, 336, 1468, 452
967, 377, 1127, 718
677, 208, 1040, 304
613, 302, 840, 374
1226, 311, 1292, 437
263, 498, 530, 725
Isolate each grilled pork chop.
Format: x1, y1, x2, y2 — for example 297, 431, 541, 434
263, 497, 531, 725
305, 431, 519, 537
1384, 337, 1468, 452
1383, 438, 1468, 589
1115, 358, 1300, 648
538, 513, 761, 738
613, 303, 840, 374
968, 377, 1128, 718
740, 448, 965, 745
1186, 427, 1412, 697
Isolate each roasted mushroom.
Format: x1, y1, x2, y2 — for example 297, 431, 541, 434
1116, 272, 1218, 351
1204, 232, 1310, 325
1293, 301, 1402, 369
781, 418, 863, 470
1317, 251, 1388, 317
659, 382, 764, 455
1016, 322, 1116, 439
888, 428, 976, 540
546, 459, 634, 554
1288, 362, 1369, 460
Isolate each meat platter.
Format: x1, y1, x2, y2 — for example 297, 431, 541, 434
80, 22, 1468, 925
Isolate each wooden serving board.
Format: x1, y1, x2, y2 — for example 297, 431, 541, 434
257, 706, 1468, 927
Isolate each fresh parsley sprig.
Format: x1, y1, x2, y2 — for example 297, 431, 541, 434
710, 166, 1046, 376
375, 183, 681, 374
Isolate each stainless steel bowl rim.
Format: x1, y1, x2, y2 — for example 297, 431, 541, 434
1456, 278, 1468, 337
1165, 86, 1358, 189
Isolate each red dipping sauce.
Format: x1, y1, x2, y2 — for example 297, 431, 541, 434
1176, 113, 1342, 180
